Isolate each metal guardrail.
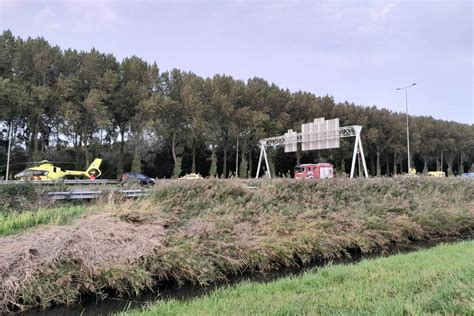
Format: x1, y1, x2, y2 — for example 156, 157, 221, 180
0, 179, 119, 185
45, 189, 149, 200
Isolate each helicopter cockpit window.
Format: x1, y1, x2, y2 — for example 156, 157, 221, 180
14, 169, 28, 179
32, 170, 48, 177
14, 169, 47, 179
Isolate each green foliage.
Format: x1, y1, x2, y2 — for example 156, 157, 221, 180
18, 260, 83, 310
239, 157, 248, 178
0, 183, 36, 199
123, 241, 474, 316
1, 29, 473, 179
0, 205, 85, 236
172, 157, 182, 178
95, 266, 153, 297
340, 159, 346, 175
19, 260, 153, 311
0, 183, 38, 212
131, 152, 142, 172
209, 149, 217, 177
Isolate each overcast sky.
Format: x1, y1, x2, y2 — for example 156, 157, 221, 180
1, 0, 472, 124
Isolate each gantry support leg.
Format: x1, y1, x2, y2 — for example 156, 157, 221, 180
350, 136, 359, 179
255, 144, 264, 179
263, 146, 271, 179
350, 126, 368, 178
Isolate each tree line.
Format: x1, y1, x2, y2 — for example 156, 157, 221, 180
1, 30, 473, 179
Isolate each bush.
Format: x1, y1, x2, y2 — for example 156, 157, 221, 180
0, 183, 39, 212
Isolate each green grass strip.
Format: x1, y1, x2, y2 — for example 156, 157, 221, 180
0, 206, 86, 236
123, 241, 474, 316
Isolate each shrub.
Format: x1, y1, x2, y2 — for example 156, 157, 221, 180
0, 183, 39, 212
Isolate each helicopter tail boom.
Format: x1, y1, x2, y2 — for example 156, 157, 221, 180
85, 159, 102, 178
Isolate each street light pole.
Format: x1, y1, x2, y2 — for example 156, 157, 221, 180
404, 88, 411, 173
396, 83, 416, 173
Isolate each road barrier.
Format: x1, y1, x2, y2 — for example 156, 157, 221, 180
45, 189, 149, 200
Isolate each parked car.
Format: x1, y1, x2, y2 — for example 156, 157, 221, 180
119, 172, 156, 186
427, 171, 445, 177
179, 173, 204, 180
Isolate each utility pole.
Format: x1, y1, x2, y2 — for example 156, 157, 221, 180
5, 122, 12, 181
236, 136, 239, 178
396, 83, 416, 173
440, 150, 447, 173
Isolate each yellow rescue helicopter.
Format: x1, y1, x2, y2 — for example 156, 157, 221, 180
14, 158, 102, 181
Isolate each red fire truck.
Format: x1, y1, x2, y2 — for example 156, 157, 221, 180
294, 163, 334, 179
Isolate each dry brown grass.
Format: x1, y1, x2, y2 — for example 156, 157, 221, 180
0, 207, 165, 311
0, 178, 473, 313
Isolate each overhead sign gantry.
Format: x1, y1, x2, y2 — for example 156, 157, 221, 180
255, 118, 368, 179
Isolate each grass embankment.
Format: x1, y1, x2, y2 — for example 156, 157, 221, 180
0, 205, 86, 236
1, 178, 473, 313
125, 241, 474, 315
0, 182, 87, 235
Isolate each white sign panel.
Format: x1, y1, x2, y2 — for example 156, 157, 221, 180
301, 117, 340, 152
301, 122, 311, 151
310, 118, 324, 150
284, 129, 297, 153
326, 118, 340, 149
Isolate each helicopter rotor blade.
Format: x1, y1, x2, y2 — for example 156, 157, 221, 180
0, 161, 76, 168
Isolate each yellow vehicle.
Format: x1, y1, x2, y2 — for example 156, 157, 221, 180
427, 171, 445, 177
14, 159, 102, 181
